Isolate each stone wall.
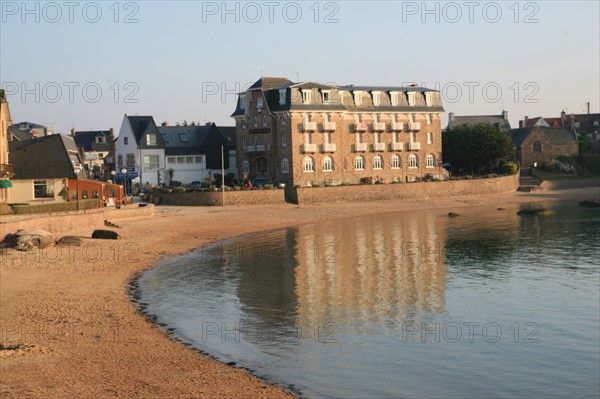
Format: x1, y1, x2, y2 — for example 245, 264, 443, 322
0, 204, 155, 237
154, 190, 285, 206
540, 178, 600, 191
289, 174, 519, 205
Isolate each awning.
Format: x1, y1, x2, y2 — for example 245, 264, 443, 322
0, 180, 13, 188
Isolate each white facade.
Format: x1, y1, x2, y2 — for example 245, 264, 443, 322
165, 154, 207, 184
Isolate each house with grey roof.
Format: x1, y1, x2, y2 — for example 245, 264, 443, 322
158, 122, 230, 184
8, 134, 86, 204
116, 115, 165, 190
71, 128, 116, 180
8, 126, 33, 142
508, 126, 578, 167
11, 121, 52, 137
447, 111, 512, 133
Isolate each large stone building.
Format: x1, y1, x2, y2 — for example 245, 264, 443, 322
1, 89, 14, 202
231, 77, 445, 187
508, 126, 578, 167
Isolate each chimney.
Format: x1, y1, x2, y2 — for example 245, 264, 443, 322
205, 121, 212, 126
71, 128, 76, 136
449, 112, 455, 122
524, 116, 529, 127
587, 102, 590, 114
161, 121, 169, 127
502, 110, 508, 121
109, 128, 115, 138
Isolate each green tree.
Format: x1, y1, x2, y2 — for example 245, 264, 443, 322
443, 123, 514, 175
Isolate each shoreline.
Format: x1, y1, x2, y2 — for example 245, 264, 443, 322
1, 188, 598, 398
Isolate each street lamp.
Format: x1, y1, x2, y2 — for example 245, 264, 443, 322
121, 168, 128, 196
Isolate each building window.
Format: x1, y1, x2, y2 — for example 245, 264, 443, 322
304, 156, 314, 172
167, 157, 176, 164
178, 133, 189, 143
323, 156, 334, 172
281, 158, 289, 173
126, 154, 135, 167
354, 155, 365, 170
146, 134, 157, 146
257, 97, 263, 111
282, 134, 287, 147
72, 190, 78, 199
409, 154, 418, 169
263, 116, 268, 127
185, 156, 194, 164
322, 90, 331, 103
143, 155, 159, 170
391, 154, 401, 169
123, 137, 128, 145
354, 91, 362, 106
373, 154, 383, 170
408, 92, 416, 106
33, 180, 54, 199
428, 132, 433, 144
426, 114, 432, 125
574, 122, 580, 128
117, 154, 123, 169
302, 90, 312, 104
253, 117, 258, 128
533, 141, 542, 153
279, 89, 286, 105
240, 94, 246, 110
426, 153, 435, 168
242, 137, 247, 149
264, 135, 269, 146
281, 114, 286, 126
373, 92, 381, 106
92, 190, 99, 198
194, 156, 203, 164
242, 120, 247, 129
82, 190, 88, 199
242, 159, 250, 174
391, 92, 399, 106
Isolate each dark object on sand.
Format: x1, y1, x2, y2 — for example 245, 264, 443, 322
91, 230, 121, 240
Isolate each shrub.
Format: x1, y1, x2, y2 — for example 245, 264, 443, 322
497, 162, 518, 175
262, 184, 274, 190
312, 184, 320, 188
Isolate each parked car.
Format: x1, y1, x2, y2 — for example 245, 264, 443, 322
188, 181, 209, 189
251, 177, 273, 187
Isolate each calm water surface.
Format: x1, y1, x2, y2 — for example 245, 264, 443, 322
139, 203, 600, 398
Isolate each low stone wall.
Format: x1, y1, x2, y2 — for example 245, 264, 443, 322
289, 174, 520, 205
0, 204, 155, 237
154, 190, 285, 206
540, 178, 600, 191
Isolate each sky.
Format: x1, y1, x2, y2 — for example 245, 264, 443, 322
1, 0, 599, 134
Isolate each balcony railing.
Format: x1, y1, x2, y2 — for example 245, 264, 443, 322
373, 122, 386, 131
322, 143, 337, 152
355, 122, 368, 132
354, 143, 367, 152
303, 143, 317, 153
408, 142, 421, 151
372, 143, 386, 151
303, 121, 317, 131
409, 122, 421, 131
246, 145, 256, 152
391, 122, 404, 131
323, 121, 336, 131
1, 163, 15, 176
391, 142, 404, 151
256, 144, 265, 152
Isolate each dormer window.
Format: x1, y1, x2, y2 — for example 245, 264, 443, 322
240, 95, 246, 110
391, 92, 400, 106
373, 92, 381, 106
257, 97, 263, 112
279, 89, 286, 105
354, 91, 362, 106
408, 92, 416, 107
322, 90, 331, 103
178, 133, 189, 143
146, 134, 157, 146
425, 92, 434, 107
302, 90, 312, 104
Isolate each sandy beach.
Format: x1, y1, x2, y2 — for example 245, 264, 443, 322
1, 187, 598, 398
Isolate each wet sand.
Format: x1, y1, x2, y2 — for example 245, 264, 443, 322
1, 188, 598, 398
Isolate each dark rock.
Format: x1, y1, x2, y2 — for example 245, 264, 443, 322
447, 212, 459, 217
497, 208, 506, 211
517, 209, 555, 216
56, 236, 83, 246
1, 229, 55, 250
91, 229, 121, 240
579, 200, 600, 208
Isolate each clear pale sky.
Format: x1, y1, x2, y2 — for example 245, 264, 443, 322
1, 0, 599, 133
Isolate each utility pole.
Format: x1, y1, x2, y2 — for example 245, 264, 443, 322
221, 145, 225, 206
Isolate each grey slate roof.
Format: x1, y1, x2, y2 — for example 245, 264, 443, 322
9, 134, 86, 179
450, 115, 512, 133
249, 77, 293, 90
158, 123, 229, 169
73, 130, 114, 152
126, 116, 165, 148
217, 126, 236, 151
8, 126, 33, 141
509, 127, 577, 147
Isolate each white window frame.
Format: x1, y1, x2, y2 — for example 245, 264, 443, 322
257, 97, 263, 111
146, 134, 157, 146
143, 155, 160, 170
279, 89, 286, 105
302, 90, 312, 104
373, 154, 383, 170
354, 91, 362, 106
428, 132, 433, 144
373, 92, 381, 106
354, 155, 365, 170
263, 115, 268, 127
391, 154, 401, 169
391, 92, 399, 106
242, 159, 250, 174
322, 90, 331, 103
426, 114, 432, 125
240, 95, 246, 110
409, 154, 418, 169
304, 156, 314, 172
281, 157, 289, 173
408, 92, 416, 107
426, 153, 435, 168
242, 137, 247, 149
323, 156, 334, 172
